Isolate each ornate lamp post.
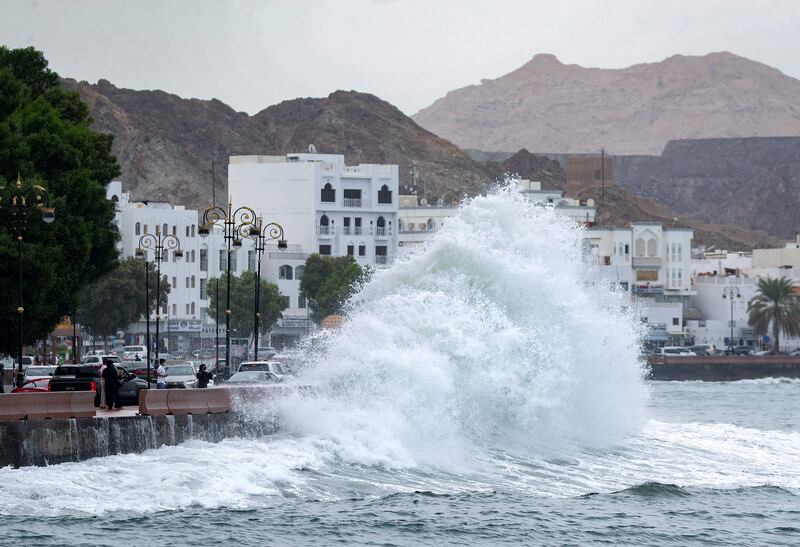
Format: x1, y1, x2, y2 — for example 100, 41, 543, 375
199, 200, 259, 375
0, 175, 55, 387
722, 285, 742, 353
135, 232, 183, 385
249, 218, 287, 360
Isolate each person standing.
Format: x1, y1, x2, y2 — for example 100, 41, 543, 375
0, 361, 4, 394
102, 359, 123, 410
156, 358, 167, 389
97, 360, 107, 409
196, 364, 213, 388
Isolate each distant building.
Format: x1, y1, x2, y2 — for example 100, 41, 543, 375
228, 152, 399, 346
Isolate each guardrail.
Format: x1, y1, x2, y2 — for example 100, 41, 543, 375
0, 392, 96, 422
647, 355, 800, 381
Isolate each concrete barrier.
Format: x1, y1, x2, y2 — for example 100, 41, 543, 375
167, 389, 206, 415
205, 389, 231, 413
0, 392, 98, 421
139, 389, 169, 416
647, 355, 800, 381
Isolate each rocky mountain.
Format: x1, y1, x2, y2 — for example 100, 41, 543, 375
62, 79, 498, 208
615, 137, 800, 239
412, 52, 800, 155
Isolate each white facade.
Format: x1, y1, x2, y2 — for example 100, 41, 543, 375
227, 153, 399, 344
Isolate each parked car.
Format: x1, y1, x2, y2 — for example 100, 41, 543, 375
727, 346, 754, 356
81, 355, 122, 366
225, 371, 282, 386
18, 356, 35, 367
121, 345, 147, 361
688, 344, 715, 356
12, 377, 51, 393
163, 363, 199, 389
246, 346, 277, 360
49, 364, 148, 405
23, 365, 56, 381
236, 360, 288, 379
653, 347, 697, 357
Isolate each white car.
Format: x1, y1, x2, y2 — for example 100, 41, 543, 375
81, 354, 122, 365
236, 360, 289, 380
654, 347, 697, 357
121, 345, 147, 360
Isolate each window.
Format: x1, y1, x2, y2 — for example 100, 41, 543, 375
319, 245, 332, 255
354, 217, 362, 235
219, 250, 226, 272
427, 218, 434, 231
135, 222, 141, 236
172, 225, 176, 236
186, 304, 190, 315
191, 302, 195, 315
165, 303, 170, 315
620, 282, 629, 291
200, 278, 207, 300
279, 265, 293, 280
321, 183, 335, 202
295, 265, 305, 279
677, 243, 682, 259
163, 223, 168, 236
672, 317, 680, 326
163, 249, 169, 262
344, 189, 361, 207
191, 250, 195, 263
230, 250, 238, 271
200, 249, 208, 271
375, 245, 387, 264
358, 245, 366, 257
185, 277, 190, 289
343, 216, 351, 235
298, 295, 306, 309
191, 276, 196, 289
319, 214, 330, 235
347, 245, 354, 256
172, 276, 176, 289
248, 250, 256, 272
281, 296, 290, 309
378, 184, 392, 204
186, 226, 190, 237
144, 224, 149, 235
191, 225, 196, 237
646, 238, 657, 257
376, 216, 386, 236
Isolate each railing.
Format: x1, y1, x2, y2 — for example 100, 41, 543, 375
375, 255, 388, 265
343, 198, 362, 207
318, 225, 331, 235
343, 226, 352, 235
376, 227, 386, 236
354, 227, 363, 235
632, 257, 662, 268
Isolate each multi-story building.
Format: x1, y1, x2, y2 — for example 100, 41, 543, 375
227, 152, 399, 346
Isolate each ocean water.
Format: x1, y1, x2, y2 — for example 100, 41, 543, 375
0, 188, 798, 545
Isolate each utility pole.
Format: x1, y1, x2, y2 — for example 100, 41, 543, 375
600, 147, 605, 202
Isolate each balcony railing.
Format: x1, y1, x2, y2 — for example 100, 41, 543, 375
375, 255, 388, 265
376, 227, 386, 236
354, 227, 363, 235
632, 256, 662, 268
318, 225, 331, 235
343, 198, 362, 207
343, 226, 352, 235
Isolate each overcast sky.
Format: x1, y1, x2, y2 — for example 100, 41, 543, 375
1, 0, 799, 115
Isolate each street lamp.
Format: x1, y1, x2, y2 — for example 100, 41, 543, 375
199, 200, 258, 375
135, 232, 183, 385
722, 285, 742, 353
0, 175, 55, 387
249, 217, 287, 360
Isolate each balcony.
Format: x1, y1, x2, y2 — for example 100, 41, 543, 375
354, 227, 363, 236
376, 227, 391, 237
375, 255, 388, 265
317, 225, 333, 237
342, 226, 352, 236
343, 198, 362, 208
632, 256, 662, 268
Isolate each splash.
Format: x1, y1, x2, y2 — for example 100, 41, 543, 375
273, 184, 648, 467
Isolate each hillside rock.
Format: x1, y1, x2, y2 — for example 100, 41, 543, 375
615, 137, 800, 239
62, 79, 497, 208
413, 52, 800, 155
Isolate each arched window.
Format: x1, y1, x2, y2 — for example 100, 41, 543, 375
279, 265, 293, 280
378, 184, 392, 204
646, 238, 657, 257
319, 214, 330, 235
321, 183, 335, 202
295, 265, 305, 279
635, 238, 645, 257
135, 222, 141, 236
677, 243, 682, 259
320, 214, 329, 226
376, 216, 386, 227
111, 195, 119, 203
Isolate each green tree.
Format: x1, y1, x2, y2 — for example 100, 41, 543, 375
0, 46, 120, 352
76, 258, 170, 344
299, 254, 365, 323
208, 271, 286, 339
747, 276, 800, 353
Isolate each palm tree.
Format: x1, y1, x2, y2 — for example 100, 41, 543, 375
747, 276, 800, 353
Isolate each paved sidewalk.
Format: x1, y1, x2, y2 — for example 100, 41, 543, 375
95, 407, 139, 418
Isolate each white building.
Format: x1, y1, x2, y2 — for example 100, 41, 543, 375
227, 152, 399, 346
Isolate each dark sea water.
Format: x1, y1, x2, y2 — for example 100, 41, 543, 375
1, 380, 798, 546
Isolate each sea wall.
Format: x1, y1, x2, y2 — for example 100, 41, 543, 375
647, 355, 800, 381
